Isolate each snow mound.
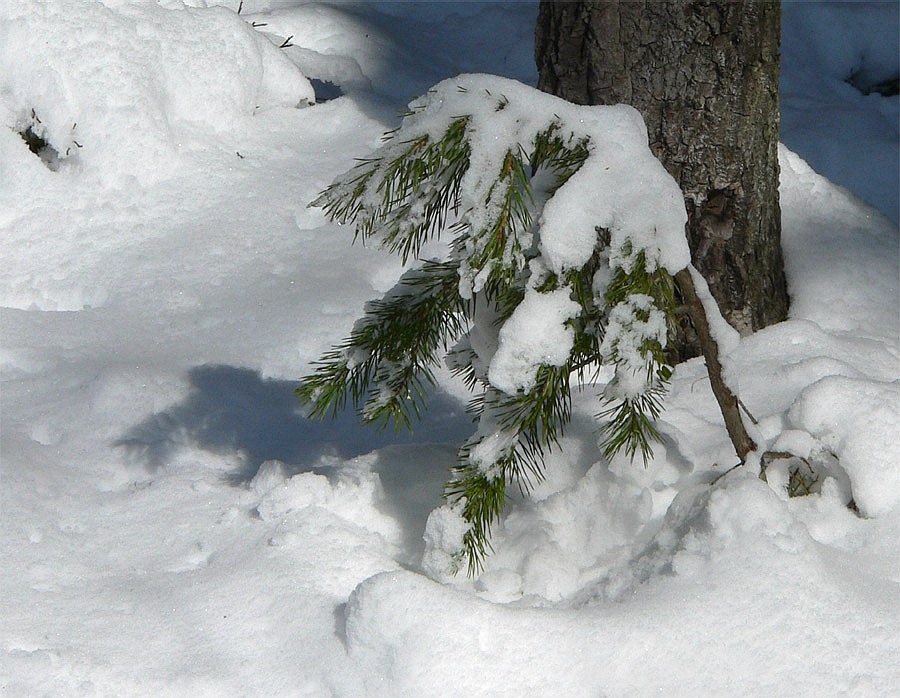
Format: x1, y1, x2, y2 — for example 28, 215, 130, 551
0, 0, 313, 186
250, 456, 403, 597
0, 0, 321, 311
252, 456, 402, 550
790, 377, 900, 517
488, 286, 581, 394
782, 1, 898, 93
781, 2, 899, 223
348, 472, 899, 697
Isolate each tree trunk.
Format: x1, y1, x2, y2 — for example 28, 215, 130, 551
535, 0, 789, 360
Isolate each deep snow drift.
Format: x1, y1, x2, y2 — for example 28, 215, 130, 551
1, 2, 897, 697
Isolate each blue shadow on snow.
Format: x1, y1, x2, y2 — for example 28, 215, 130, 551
114, 364, 473, 484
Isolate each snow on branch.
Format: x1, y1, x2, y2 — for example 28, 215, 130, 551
301, 74, 696, 574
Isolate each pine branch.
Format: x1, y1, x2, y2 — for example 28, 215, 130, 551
597, 249, 676, 464
296, 261, 469, 429
444, 465, 508, 575
311, 117, 471, 264
456, 146, 536, 300
598, 383, 667, 463
531, 122, 591, 189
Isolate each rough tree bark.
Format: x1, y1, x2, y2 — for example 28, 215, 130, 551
535, 0, 789, 360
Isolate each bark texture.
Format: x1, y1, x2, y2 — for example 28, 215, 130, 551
536, 0, 789, 359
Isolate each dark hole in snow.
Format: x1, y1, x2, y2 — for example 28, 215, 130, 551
310, 78, 344, 102
21, 124, 47, 154
847, 71, 900, 97
19, 124, 62, 171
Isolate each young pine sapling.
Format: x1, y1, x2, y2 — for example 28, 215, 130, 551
297, 75, 754, 575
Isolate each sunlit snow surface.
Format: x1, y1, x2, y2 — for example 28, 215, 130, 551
1, 1, 897, 696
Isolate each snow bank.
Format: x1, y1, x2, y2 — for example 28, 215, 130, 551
347, 472, 899, 697
238, 1, 538, 104
782, 1, 898, 96
779, 145, 899, 339
240, 3, 385, 96
0, 0, 313, 187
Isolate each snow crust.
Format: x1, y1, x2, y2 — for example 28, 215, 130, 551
1, 2, 897, 697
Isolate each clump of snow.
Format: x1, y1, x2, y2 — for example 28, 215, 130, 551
466, 425, 516, 478
490, 462, 653, 602
488, 286, 580, 394
687, 264, 740, 355
790, 377, 900, 517
253, 456, 400, 541
600, 293, 669, 397
421, 501, 469, 582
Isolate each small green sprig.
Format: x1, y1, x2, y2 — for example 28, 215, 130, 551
296, 260, 468, 430
311, 117, 471, 264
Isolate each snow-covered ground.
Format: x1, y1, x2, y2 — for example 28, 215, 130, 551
1, 1, 897, 696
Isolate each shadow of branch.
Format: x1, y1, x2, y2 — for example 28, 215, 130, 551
114, 364, 472, 483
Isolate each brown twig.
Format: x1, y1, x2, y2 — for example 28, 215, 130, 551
674, 268, 756, 462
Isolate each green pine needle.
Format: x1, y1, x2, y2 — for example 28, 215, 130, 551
296, 260, 469, 430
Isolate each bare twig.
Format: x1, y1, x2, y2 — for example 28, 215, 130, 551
758, 449, 796, 482
674, 268, 757, 462
710, 461, 743, 486
738, 398, 758, 425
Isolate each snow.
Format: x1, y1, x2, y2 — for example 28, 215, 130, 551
350, 472, 898, 698
781, 1, 900, 224
0, 0, 313, 188
1, 1, 898, 697
789, 376, 900, 518
488, 286, 580, 394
